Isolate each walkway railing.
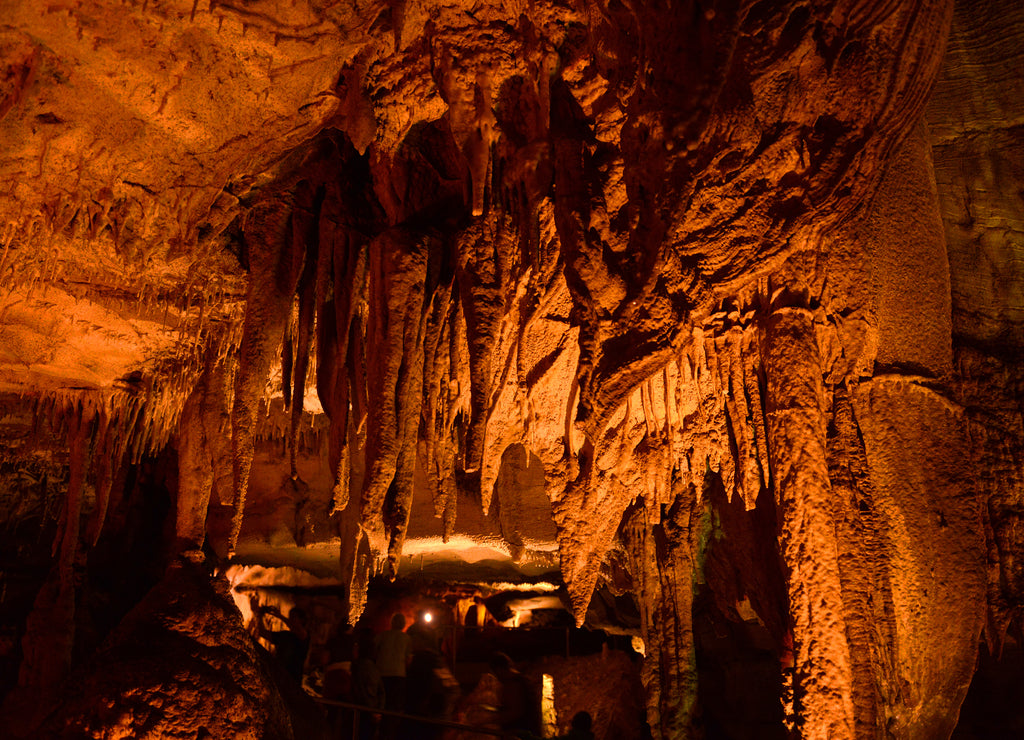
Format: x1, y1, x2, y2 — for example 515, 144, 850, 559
312, 695, 518, 739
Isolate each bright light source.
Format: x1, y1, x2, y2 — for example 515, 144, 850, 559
423, 611, 433, 623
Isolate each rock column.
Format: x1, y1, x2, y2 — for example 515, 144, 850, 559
763, 307, 855, 739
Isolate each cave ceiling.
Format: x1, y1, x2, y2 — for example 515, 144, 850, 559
1, 0, 1024, 737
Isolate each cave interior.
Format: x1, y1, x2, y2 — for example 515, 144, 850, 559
1, 0, 1024, 738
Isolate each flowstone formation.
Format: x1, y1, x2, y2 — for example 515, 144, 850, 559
1, 0, 1022, 738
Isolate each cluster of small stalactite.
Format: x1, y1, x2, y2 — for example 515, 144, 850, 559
211, 0, 955, 631
10, 358, 235, 712
23, 344, 235, 556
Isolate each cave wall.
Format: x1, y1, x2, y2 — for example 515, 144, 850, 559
926, 0, 1024, 648
1, 0, 1022, 738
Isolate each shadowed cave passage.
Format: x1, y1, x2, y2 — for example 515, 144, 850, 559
2, 0, 1024, 737
691, 473, 789, 740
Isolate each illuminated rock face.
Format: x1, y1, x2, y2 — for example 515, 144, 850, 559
0, 0, 1022, 738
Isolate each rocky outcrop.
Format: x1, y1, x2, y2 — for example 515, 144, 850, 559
30, 558, 326, 740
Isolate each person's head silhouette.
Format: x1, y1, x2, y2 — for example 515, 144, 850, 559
570, 711, 594, 738
572, 711, 592, 731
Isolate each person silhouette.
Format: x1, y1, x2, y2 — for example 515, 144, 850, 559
253, 603, 310, 684
351, 628, 385, 740
489, 652, 540, 738
375, 612, 412, 739
561, 711, 595, 740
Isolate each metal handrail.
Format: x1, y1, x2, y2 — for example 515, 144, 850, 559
312, 695, 518, 738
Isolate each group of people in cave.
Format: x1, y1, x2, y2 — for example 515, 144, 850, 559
250, 600, 596, 740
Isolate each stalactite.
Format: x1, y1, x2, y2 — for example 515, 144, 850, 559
420, 279, 455, 527
0, 3, 1004, 737
713, 325, 766, 509
85, 406, 114, 547
360, 227, 428, 562
476, 270, 535, 519
318, 295, 346, 508
55, 400, 92, 590
314, 152, 374, 519
707, 333, 738, 497
385, 234, 440, 572
312, 188, 339, 505
331, 236, 368, 514
348, 309, 369, 480
122, 395, 143, 465
742, 326, 769, 499
15, 394, 97, 719
456, 213, 520, 507
441, 298, 472, 538
455, 220, 495, 478
203, 353, 234, 507
175, 364, 215, 552
289, 209, 319, 480
229, 193, 307, 553
556, 380, 656, 624
338, 327, 372, 617
438, 49, 500, 219
315, 250, 344, 512
317, 175, 375, 605
346, 527, 373, 624
330, 395, 351, 514
281, 305, 294, 410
